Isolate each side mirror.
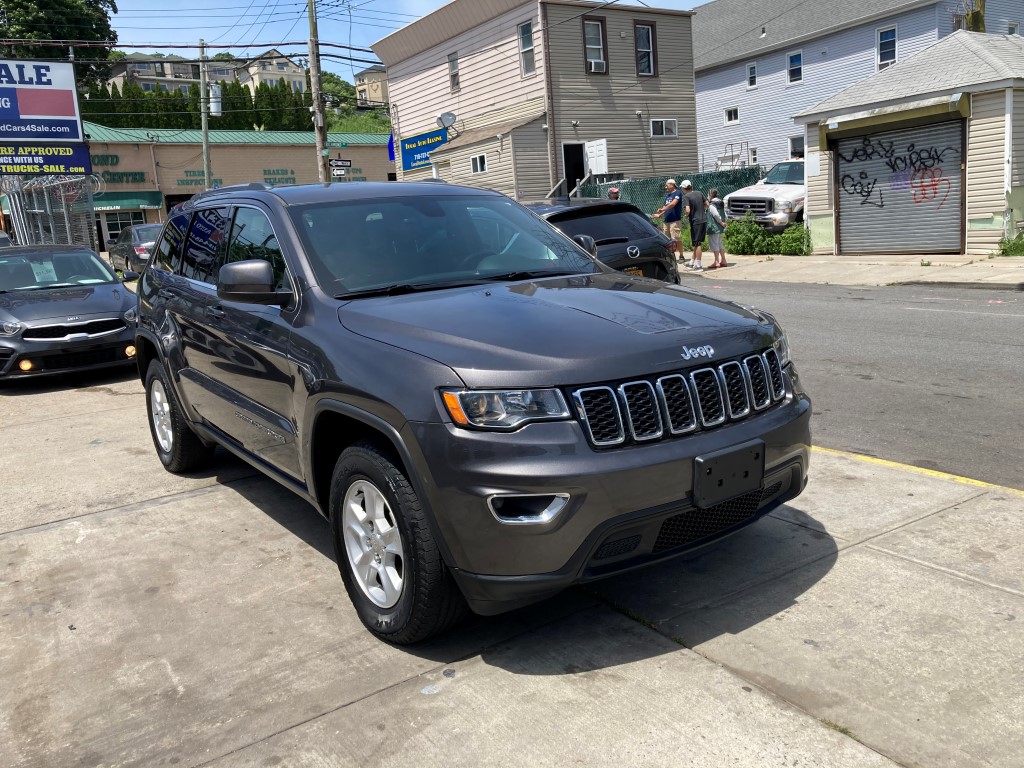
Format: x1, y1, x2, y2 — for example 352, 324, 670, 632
121, 270, 140, 282
218, 259, 290, 305
571, 234, 598, 257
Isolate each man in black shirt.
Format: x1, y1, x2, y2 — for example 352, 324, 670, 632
681, 180, 707, 271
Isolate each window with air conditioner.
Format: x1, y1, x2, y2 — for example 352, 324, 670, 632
583, 18, 607, 74
877, 26, 897, 70
650, 118, 676, 138
635, 22, 656, 76
519, 21, 536, 76
448, 52, 460, 92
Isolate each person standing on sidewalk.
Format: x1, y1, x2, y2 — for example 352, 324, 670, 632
682, 180, 707, 270
653, 179, 683, 260
705, 188, 729, 269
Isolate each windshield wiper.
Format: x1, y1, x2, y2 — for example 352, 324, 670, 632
477, 270, 582, 282
335, 279, 488, 299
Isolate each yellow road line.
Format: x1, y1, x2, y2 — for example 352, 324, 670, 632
811, 446, 1024, 499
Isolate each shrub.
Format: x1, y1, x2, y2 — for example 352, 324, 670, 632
774, 223, 812, 255
998, 235, 1024, 256
724, 213, 811, 255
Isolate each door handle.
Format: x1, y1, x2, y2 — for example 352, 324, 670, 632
206, 306, 226, 320
158, 289, 175, 299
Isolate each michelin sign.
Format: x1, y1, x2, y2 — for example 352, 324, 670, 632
0, 61, 84, 143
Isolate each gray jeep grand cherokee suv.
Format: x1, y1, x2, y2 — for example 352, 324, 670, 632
136, 181, 810, 644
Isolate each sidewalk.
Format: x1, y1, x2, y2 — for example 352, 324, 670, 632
679, 251, 1024, 290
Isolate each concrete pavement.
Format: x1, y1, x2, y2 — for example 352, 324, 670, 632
678, 251, 1024, 290
3, 373, 1024, 767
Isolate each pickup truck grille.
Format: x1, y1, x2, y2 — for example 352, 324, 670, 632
727, 197, 773, 216
571, 348, 785, 448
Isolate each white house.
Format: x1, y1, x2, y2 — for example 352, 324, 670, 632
692, 0, 1022, 171
372, 0, 698, 198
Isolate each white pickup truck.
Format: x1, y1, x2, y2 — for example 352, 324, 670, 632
724, 159, 805, 232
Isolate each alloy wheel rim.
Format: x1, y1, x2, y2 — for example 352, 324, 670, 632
150, 379, 174, 454
342, 479, 405, 609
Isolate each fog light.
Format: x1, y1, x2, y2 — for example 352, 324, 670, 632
125, 345, 136, 358
18, 359, 33, 372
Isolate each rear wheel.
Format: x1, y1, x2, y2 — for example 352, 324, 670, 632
330, 441, 466, 644
145, 360, 215, 473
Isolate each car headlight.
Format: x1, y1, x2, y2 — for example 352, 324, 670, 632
773, 331, 791, 366
123, 308, 137, 324
442, 388, 570, 429
1, 321, 23, 337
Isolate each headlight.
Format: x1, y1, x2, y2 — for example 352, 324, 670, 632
442, 388, 570, 429
1, 321, 23, 336
123, 308, 137, 324
774, 331, 791, 366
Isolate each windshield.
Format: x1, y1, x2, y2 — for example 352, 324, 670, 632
0, 250, 117, 292
547, 208, 661, 245
291, 194, 601, 295
763, 161, 805, 185
135, 224, 163, 242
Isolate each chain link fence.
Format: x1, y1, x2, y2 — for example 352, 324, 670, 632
580, 167, 765, 213
1, 175, 100, 251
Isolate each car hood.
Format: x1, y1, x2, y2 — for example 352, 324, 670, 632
0, 283, 131, 324
339, 273, 776, 387
727, 183, 804, 202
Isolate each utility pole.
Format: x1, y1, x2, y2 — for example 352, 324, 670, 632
199, 38, 212, 189
307, 0, 329, 183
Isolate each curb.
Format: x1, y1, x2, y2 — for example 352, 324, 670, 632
893, 280, 1024, 291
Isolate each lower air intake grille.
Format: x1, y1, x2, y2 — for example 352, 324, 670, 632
594, 535, 642, 560
652, 481, 783, 554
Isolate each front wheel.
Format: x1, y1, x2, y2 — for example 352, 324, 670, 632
330, 442, 466, 644
144, 359, 216, 473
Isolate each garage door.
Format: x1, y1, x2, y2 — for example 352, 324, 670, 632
836, 120, 963, 253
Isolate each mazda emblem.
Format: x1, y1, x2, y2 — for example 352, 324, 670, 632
626, 246, 640, 259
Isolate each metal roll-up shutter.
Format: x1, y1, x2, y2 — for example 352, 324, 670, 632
836, 121, 963, 253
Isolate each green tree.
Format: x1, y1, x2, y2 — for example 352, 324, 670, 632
1, 0, 119, 86
327, 110, 392, 134
104, 81, 123, 127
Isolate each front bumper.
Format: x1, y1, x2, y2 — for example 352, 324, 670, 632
410, 374, 811, 615
730, 210, 798, 233
0, 328, 136, 379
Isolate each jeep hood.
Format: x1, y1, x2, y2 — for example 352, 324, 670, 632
338, 273, 776, 387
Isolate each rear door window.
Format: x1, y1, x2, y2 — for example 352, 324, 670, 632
152, 211, 190, 273
180, 207, 231, 285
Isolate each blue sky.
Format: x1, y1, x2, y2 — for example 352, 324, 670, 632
109, 0, 695, 82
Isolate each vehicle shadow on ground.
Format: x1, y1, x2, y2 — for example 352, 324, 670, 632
0, 366, 137, 394
205, 464, 839, 673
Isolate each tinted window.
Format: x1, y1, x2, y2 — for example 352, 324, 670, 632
291, 194, 597, 294
134, 224, 163, 243
547, 209, 661, 245
180, 207, 230, 285
116, 228, 132, 244
153, 212, 190, 273
225, 207, 290, 291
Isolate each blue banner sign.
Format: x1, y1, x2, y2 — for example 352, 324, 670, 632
0, 142, 91, 175
400, 128, 448, 172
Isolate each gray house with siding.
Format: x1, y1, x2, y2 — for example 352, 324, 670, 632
692, 0, 1022, 172
795, 31, 1024, 256
371, 0, 697, 198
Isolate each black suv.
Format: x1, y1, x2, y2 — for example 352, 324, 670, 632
136, 182, 810, 643
524, 198, 679, 283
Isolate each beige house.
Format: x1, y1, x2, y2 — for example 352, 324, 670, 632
107, 54, 236, 96
372, 0, 697, 198
235, 49, 308, 96
355, 65, 389, 108
796, 31, 1024, 256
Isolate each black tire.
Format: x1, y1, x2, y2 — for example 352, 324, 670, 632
330, 441, 466, 644
144, 359, 215, 473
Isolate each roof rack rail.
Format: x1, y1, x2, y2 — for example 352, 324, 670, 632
190, 182, 274, 203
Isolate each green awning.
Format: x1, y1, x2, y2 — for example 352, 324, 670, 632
91, 191, 164, 212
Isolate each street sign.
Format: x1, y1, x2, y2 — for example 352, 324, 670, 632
331, 168, 346, 177
328, 159, 351, 168
327, 142, 349, 149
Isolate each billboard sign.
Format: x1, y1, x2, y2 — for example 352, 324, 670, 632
400, 128, 448, 172
0, 143, 91, 175
0, 61, 83, 143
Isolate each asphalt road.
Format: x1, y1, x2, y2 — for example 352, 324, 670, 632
699, 281, 1024, 490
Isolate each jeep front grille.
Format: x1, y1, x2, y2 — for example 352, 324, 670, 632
571, 348, 786, 448
23, 318, 126, 341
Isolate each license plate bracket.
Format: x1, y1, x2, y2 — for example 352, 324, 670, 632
693, 440, 765, 509
622, 266, 643, 276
